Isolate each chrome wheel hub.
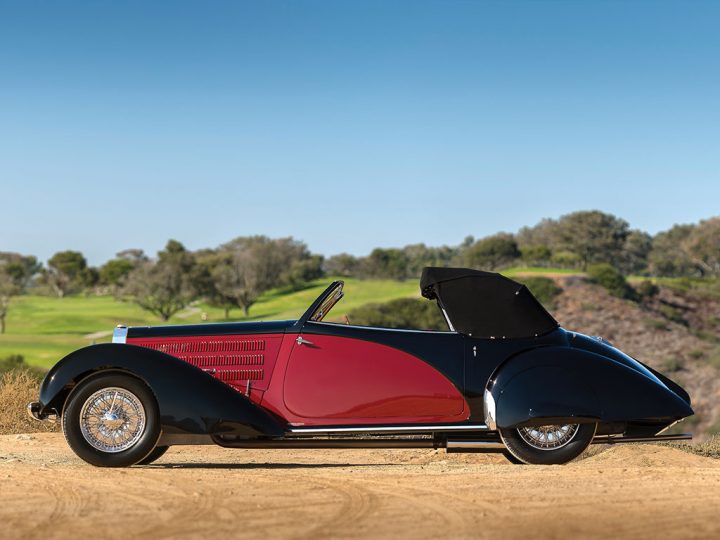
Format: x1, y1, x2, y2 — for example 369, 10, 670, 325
517, 424, 579, 450
79, 387, 146, 453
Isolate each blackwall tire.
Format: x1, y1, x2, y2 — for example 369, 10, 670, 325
62, 373, 160, 467
499, 423, 596, 465
137, 445, 169, 465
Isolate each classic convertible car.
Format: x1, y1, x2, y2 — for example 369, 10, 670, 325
29, 267, 693, 466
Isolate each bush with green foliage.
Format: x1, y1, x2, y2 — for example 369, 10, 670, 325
520, 277, 563, 309
587, 263, 636, 300
347, 298, 447, 331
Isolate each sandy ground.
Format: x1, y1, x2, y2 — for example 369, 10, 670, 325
1, 434, 719, 540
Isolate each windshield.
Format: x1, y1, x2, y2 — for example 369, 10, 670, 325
309, 282, 344, 322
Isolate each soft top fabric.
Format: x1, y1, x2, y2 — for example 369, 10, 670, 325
420, 267, 559, 338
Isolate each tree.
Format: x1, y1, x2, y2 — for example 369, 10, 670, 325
283, 255, 324, 289
207, 250, 266, 317
683, 217, 720, 277
119, 240, 197, 321
0, 253, 39, 334
552, 211, 630, 270
116, 249, 148, 264
465, 233, 520, 271
648, 224, 696, 277
0, 270, 20, 334
220, 236, 320, 290
99, 258, 135, 287
325, 253, 360, 277
617, 230, 653, 275
520, 244, 552, 267
402, 243, 458, 278
46, 250, 87, 297
363, 248, 409, 280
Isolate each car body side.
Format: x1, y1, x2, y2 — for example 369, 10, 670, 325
36, 319, 692, 440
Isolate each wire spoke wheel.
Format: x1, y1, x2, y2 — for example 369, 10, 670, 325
79, 387, 146, 453
517, 424, 579, 450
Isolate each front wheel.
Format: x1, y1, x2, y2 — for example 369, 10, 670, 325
62, 373, 161, 467
499, 423, 596, 465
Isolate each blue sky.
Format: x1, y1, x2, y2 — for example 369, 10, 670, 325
1, 0, 718, 265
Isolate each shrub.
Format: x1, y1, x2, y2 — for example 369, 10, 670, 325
658, 304, 688, 326
347, 298, 447, 331
520, 277, 563, 309
0, 369, 57, 434
636, 280, 659, 300
587, 263, 636, 300
644, 317, 668, 331
660, 356, 683, 373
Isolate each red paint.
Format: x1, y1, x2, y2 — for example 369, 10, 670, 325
260, 333, 467, 424
127, 334, 282, 403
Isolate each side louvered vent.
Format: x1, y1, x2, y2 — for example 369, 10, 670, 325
128, 335, 282, 393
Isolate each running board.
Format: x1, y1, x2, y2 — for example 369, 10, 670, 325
213, 437, 439, 449
592, 433, 692, 445
287, 424, 489, 436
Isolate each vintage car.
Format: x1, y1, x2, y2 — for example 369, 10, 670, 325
29, 267, 693, 466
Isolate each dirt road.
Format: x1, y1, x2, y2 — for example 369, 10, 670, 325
1, 433, 719, 540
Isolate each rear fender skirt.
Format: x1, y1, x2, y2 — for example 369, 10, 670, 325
39, 343, 285, 437
489, 347, 694, 429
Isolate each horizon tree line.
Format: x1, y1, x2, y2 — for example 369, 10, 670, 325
1, 211, 718, 331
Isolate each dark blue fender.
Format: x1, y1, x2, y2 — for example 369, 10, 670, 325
38, 343, 285, 438
489, 346, 694, 429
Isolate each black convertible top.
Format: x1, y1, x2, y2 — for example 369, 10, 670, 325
420, 267, 558, 338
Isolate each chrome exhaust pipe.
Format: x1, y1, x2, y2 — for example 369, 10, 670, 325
446, 440, 505, 450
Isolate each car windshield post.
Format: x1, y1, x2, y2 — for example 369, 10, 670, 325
309, 284, 344, 322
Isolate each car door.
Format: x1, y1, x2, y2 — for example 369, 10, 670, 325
282, 322, 468, 424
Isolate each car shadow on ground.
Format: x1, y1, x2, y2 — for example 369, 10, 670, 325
146, 462, 397, 470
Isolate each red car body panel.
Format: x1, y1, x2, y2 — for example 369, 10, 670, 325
126, 334, 283, 404
128, 331, 468, 426
261, 333, 468, 425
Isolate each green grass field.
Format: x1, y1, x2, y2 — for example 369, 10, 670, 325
0, 267, 608, 369
0, 277, 419, 368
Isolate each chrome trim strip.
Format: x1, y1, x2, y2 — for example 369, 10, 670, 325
446, 440, 505, 450
288, 424, 489, 434
112, 325, 128, 344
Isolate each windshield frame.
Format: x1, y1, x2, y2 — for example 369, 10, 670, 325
296, 280, 345, 325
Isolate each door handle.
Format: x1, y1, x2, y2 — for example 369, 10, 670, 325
296, 336, 314, 346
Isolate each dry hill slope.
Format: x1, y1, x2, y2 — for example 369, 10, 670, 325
553, 278, 720, 437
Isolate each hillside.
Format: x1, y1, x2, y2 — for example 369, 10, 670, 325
552, 277, 720, 437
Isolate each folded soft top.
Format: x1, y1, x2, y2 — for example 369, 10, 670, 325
420, 267, 558, 339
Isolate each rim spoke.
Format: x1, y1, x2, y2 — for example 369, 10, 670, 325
518, 424, 579, 451
79, 387, 146, 453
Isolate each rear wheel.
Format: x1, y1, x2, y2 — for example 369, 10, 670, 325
500, 423, 596, 465
62, 373, 161, 467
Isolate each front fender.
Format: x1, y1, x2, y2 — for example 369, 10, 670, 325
39, 343, 285, 438
489, 346, 694, 429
